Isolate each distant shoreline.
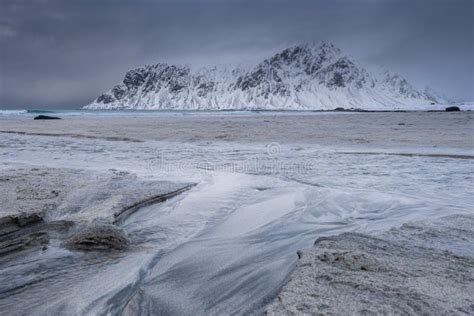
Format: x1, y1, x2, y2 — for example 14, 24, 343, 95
2, 108, 470, 113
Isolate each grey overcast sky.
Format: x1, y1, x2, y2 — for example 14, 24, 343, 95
1, 0, 473, 109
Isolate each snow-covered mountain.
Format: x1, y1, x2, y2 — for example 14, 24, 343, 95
84, 43, 439, 110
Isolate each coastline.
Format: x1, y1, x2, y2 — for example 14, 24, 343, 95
1, 111, 473, 151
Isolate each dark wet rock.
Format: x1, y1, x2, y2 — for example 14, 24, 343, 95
33, 115, 61, 120
66, 224, 128, 251
0, 231, 49, 255
12, 212, 44, 227
0, 212, 49, 255
0, 212, 44, 237
445, 106, 460, 112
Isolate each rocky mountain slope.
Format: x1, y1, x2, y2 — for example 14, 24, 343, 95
84, 43, 438, 110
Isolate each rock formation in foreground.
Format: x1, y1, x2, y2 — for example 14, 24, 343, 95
0, 167, 194, 255
266, 214, 474, 315
84, 43, 439, 110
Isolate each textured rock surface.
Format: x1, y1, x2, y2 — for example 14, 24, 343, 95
66, 224, 128, 251
266, 214, 474, 315
0, 167, 194, 255
0, 167, 193, 222
84, 43, 438, 110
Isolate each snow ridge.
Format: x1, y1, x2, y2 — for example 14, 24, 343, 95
84, 43, 438, 110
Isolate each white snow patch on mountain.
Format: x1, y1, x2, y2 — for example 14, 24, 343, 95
84, 43, 441, 110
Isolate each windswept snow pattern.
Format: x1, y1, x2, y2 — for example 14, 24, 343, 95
84, 43, 438, 110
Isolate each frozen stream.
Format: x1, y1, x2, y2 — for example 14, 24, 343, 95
1, 130, 473, 315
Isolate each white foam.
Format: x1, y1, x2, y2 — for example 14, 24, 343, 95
0, 109, 27, 115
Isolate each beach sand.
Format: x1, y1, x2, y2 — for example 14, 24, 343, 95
1, 111, 473, 150
266, 214, 474, 315
0, 111, 473, 315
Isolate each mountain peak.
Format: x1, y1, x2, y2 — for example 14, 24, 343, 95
304, 41, 340, 53
269, 42, 341, 63
85, 43, 438, 110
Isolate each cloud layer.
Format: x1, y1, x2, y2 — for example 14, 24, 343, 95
1, 0, 473, 108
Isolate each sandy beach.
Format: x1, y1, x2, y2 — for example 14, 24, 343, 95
1, 111, 473, 150
1, 111, 473, 315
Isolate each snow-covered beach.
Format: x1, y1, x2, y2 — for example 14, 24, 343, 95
1, 111, 473, 315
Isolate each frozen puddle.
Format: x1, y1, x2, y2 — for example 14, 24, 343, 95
114, 173, 307, 315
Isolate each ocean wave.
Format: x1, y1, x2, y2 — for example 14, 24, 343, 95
0, 109, 28, 115
26, 109, 55, 114
0, 109, 58, 116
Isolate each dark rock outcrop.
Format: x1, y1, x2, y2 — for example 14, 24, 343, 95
33, 115, 61, 120
66, 224, 128, 251
0, 212, 48, 255
445, 106, 460, 112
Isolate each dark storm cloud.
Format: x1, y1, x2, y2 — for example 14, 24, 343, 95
1, 0, 473, 108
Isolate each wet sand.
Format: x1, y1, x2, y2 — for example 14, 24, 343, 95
0, 111, 473, 315
1, 111, 473, 151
